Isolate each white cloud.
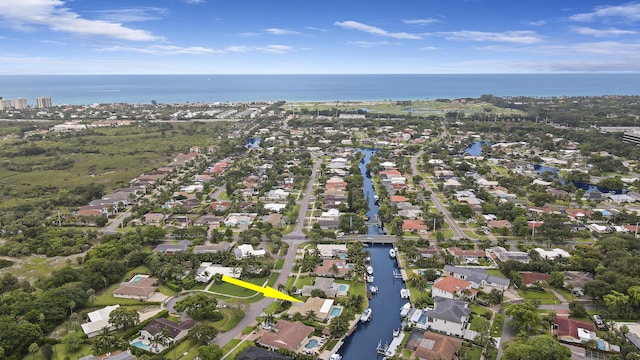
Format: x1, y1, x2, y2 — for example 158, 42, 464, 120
418, 46, 439, 51
334, 20, 422, 40
0, 0, 160, 41
87, 7, 168, 23
403, 18, 439, 26
185, 0, 206, 4
571, 26, 636, 37
99, 44, 294, 55
305, 26, 327, 33
439, 30, 543, 44
526, 20, 546, 26
570, 3, 640, 23
99, 45, 216, 55
348, 40, 397, 48
264, 28, 302, 36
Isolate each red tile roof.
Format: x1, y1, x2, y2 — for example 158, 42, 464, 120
519, 272, 551, 286
433, 276, 473, 295
555, 317, 595, 338
402, 219, 428, 231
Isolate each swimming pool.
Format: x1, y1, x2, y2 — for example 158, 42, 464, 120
129, 274, 149, 283
330, 306, 343, 317
131, 340, 151, 351
338, 284, 348, 292
339, 253, 347, 259
305, 339, 319, 349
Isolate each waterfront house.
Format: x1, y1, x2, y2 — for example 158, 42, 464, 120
314, 259, 350, 278
432, 276, 476, 300
300, 277, 339, 298
443, 265, 510, 291
257, 320, 314, 352
424, 297, 471, 337
287, 297, 334, 322
415, 331, 463, 360
236, 347, 292, 360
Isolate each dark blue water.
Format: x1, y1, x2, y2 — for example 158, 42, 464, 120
463, 141, 625, 194
339, 149, 405, 359
532, 164, 624, 194
245, 137, 261, 148
464, 141, 492, 156
2, 74, 640, 105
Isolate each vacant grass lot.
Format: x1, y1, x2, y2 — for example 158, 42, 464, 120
491, 313, 505, 337
517, 289, 561, 305
0, 122, 231, 207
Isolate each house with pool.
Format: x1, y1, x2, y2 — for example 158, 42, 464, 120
256, 320, 314, 352
287, 297, 343, 322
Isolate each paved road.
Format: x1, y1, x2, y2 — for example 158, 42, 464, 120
214, 159, 321, 347
101, 211, 131, 234
410, 151, 467, 239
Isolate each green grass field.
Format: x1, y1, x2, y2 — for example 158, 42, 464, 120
491, 313, 505, 337
517, 289, 561, 305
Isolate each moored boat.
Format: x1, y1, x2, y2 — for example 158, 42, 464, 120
370, 285, 378, 294
400, 288, 410, 299
367, 265, 374, 275
329, 354, 342, 360
360, 308, 372, 322
400, 302, 411, 317
366, 275, 374, 283
389, 248, 396, 258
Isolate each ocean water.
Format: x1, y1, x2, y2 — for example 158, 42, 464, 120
0, 74, 639, 106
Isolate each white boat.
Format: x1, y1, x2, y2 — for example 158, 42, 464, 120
389, 248, 396, 258
400, 288, 409, 299
367, 266, 374, 275
400, 302, 411, 317
393, 328, 401, 337
329, 354, 342, 360
360, 308, 372, 322
370, 285, 378, 294
366, 275, 374, 283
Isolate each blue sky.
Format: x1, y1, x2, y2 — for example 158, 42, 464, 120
0, 0, 639, 74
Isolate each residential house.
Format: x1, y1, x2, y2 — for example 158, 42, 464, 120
195, 262, 241, 282
314, 259, 350, 278
139, 318, 195, 350
519, 272, 551, 287
144, 213, 165, 226
236, 347, 292, 360
442, 265, 510, 291
193, 242, 232, 254
287, 297, 335, 322
257, 320, 314, 352
414, 331, 463, 360
316, 244, 347, 259
81, 305, 120, 338
446, 247, 486, 265
266, 189, 289, 200
262, 213, 284, 227
534, 248, 571, 260
403, 219, 428, 232
487, 220, 512, 230
154, 240, 190, 253
423, 297, 471, 337
234, 244, 266, 259
554, 317, 596, 343
300, 277, 339, 298
432, 276, 476, 300
210, 201, 231, 213
486, 247, 531, 263
193, 214, 223, 227
224, 213, 257, 227
113, 277, 158, 300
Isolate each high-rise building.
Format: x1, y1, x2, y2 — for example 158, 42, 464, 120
36, 97, 52, 108
13, 98, 28, 110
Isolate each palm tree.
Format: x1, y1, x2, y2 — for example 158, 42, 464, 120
150, 328, 171, 351
94, 328, 116, 354
29, 343, 39, 360
305, 310, 317, 322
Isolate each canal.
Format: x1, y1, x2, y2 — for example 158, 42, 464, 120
339, 149, 407, 359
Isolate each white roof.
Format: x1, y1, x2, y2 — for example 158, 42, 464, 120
81, 305, 120, 336
319, 299, 334, 314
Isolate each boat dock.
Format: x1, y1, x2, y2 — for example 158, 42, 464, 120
384, 332, 405, 357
